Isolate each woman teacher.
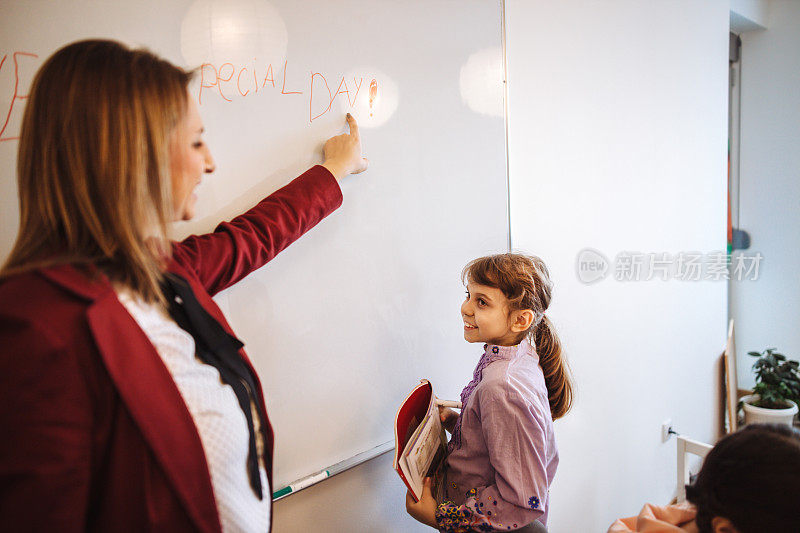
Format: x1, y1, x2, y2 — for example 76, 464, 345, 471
0, 39, 366, 532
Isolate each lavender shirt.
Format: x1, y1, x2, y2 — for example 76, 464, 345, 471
435, 340, 558, 531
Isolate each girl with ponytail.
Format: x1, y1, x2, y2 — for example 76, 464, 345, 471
406, 253, 574, 532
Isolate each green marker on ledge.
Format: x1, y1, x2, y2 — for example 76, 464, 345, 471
272, 469, 331, 500
272, 441, 396, 500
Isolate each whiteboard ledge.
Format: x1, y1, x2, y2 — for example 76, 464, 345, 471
272, 441, 394, 501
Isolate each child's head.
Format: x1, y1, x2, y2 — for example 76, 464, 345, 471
461, 253, 573, 419
461, 253, 550, 345
686, 423, 800, 533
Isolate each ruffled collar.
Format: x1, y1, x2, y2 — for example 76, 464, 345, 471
448, 338, 535, 453
483, 341, 519, 363
483, 338, 536, 364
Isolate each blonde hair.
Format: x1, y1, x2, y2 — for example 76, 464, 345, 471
463, 253, 574, 419
0, 39, 193, 302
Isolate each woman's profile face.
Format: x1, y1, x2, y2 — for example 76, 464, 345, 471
170, 95, 215, 221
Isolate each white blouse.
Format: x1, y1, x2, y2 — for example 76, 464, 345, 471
116, 288, 270, 533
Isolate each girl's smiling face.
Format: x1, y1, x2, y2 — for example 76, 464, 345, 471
462, 282, 525, 346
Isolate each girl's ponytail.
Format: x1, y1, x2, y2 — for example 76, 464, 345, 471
534, 315, 572, 420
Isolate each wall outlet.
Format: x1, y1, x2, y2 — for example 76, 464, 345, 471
661, 419, 673, 442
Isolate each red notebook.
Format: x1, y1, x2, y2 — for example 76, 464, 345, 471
393, 380, 447, 501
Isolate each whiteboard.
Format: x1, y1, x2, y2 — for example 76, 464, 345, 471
0, 0, 508, 488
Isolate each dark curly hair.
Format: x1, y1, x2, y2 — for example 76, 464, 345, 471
685, 424, 800, 533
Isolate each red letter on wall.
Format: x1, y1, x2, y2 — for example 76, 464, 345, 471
0, 52, 39, 142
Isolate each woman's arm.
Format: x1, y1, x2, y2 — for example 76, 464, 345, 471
172, 165, 343, 296
172, 114, 367, 296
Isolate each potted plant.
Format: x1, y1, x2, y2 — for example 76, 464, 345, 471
740, 347, 800, 426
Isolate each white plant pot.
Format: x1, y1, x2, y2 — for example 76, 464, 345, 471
741, 394, 798, 426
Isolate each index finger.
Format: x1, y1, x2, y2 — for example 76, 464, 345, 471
346, 113, 360, 140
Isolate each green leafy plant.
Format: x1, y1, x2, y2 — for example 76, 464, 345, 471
747, 347, 800, 409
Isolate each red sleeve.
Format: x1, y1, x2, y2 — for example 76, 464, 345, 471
0, 314, 93, 531
171, 165, 343, 296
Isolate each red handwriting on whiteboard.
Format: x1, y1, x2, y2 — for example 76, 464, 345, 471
310, 75, 364, 123
0, 51, 39, 142
281, 60, 302, 95
309, 74, 363, 122
0, 52, 372, 140
197, 59, 367, 124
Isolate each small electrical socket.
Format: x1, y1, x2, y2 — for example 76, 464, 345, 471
661, 419, 673, 442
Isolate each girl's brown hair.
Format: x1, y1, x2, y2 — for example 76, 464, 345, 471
463, 253, 574, 419
0, 39, 192, 302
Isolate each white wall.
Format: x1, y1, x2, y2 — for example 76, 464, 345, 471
273, 452, 427, 532
730, 0, 769, 31
272, 2, 730, 531
731, 0, 800, 389
505, 1, 728, 531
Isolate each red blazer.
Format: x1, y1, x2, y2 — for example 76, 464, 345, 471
0, 166, 342, 532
